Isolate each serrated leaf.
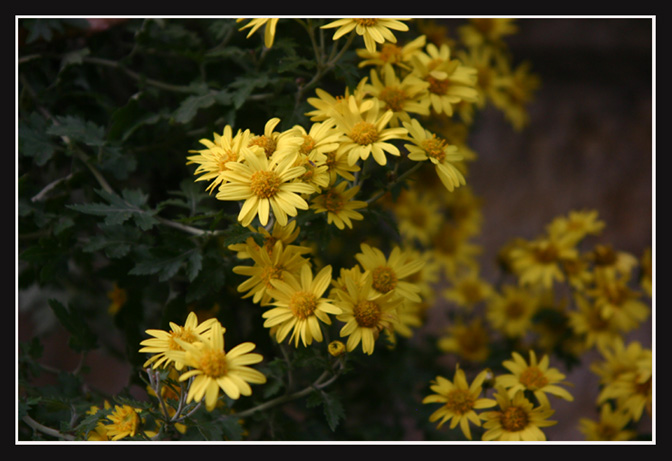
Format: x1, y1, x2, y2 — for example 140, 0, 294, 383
18, 113, 57, 166
83, 225, 142, 259
47, 115, 106, 147
306, 389, 345, 432
67, 188, 158, 230
130, 243, 202, 282
174, 93, 216, 124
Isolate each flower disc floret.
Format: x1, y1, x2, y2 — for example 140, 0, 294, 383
371, 266, 398, 293
354, 300, 382, 328
501, 406, 529, 432
350, 121, 380, 145
289, 290, 318, 319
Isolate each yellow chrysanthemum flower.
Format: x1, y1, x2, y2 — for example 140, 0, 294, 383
332, 95, 408, 167
248, 117, 303, 164
486, 284, 540, 338
423, 366, 496, 440
356, 34, 427, 71
496, 350, 574, 408
568, 292, 625, 351
364, 63, 430, 127
437, 317, 491, 363
403, 118, 466, 192
546, 209, 606, 243
410, 42, 479, 117
237, 17, 279, 48
103, 404, 144, 441
187, 125, 258, 194
305, 79, 371, 124
579, 403, 637, 441
456, 44, 511, 110
169, 321, 266, 411
430, 221, 482, 278
233, 238, 310, 306
588, 276, 650, 332
457, 18, 518, 48
355, 243, 425, 303
139, 311, 219, 371
335, 271, 402, 355
443, 269, 494, 309
589, 243, 639, 285
310, 181, 367, 230
393, 188, 443, 247
509, 233, 579, 289
491, 59, 540, 131
106, 283, 127, 315
321, 18, 411, 53
639, 247, 652, 297
481, 387, 556, 442
322, 148, 361, 185
263, 264, 341, 347
227, 220, 311, 260
217, 149, 315, 227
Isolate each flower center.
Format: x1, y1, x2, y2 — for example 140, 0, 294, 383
593, 245, 617, 266
198, 348, 228, 378
421, 135, 447, 162
505, 300, 526, 319
534, 242, 559, 264
250, 170, 281, 199
379, 44, 402, 63
427, 75, 449, 95
300, 135, 316, 155
445, 389, 476, 415
501, 406, 529, 432
379, 86, 406, 112
350, 121, 379, 145
324, 189, 345, 213
353, 300, 382, 328
460, 281, 484, 304
519, 366, 549, 390
217, 150, 238, 172
371, 266, 398, 294
261, 264, 284, 288
355, 18, 378, 27
289, 290, 318, 319
249, 135, 277, 158
169, 329, 197, 351
457, 327, 487, 354
108, 407, 140, 436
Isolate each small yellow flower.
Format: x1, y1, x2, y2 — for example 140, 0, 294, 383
423, 366, 497, 440
509, 233, 579, 289
321, 18, 411, 53
217, 148, 315, 227
458, 18, 518, 48
168, 321, 267, 411
310, 181, 367, 230
443, 270, 494, 309
496, 350, 574, 408
139, 311, 219, 370
486, 285, 539, 338
403, 118, 466, 192
237, 18, 280, 48
356, 34, 427, 71
328, 340, 346, 357
579, 403, 637, 441
106, 283, 127, 315
332, 95, 408, 167
365, 63, 430, 126
437, 317, 490, 363
263, 264, 341, 347
481, 387, 556, 441
103, 404, 144, 441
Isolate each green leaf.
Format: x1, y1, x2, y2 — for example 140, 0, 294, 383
174, 93, 216, 124
67, 188, 158, 230
130, 240, 202, 282
306, 390, 345, 432
82, 224, 142, 259
18, 113, 57, 166
48, 299, 98, 353
107, 95, 165, 142
47, 115, 106, 147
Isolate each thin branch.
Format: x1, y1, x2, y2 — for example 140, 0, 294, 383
366, 161, 424, 204
21, 415, 76, 441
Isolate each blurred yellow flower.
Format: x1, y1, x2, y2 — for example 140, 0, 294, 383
321, 18, 410, 53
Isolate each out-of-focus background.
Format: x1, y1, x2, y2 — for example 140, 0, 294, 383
18, 17, 654, 441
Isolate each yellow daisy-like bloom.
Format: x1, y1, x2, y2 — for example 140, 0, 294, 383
393, 188, 443, 247
310, 181, 367, 230
403, 118, 466, 192
227, 220, 311, 260
356, 34, 427, 71
596, 344, 652, 422
248, 117, 303, 164
365, 63, 430, 127
496, 350, 574, 408
217, 149, 315, 227
410, 42, 479, 117
335, 271, 402, 355
509, 234, 579, 289
546, 209, 605, 243
237, 18, 279, 48
187, 125, 257, 194
323, 148, 361, 185
579, 403, 637, 441
328, 340, 346, 357
332, 95, 408, 166
443, 269, 494, 309
355, 243, 425, 303
486, 284, 540, 338
430, 221, 482, 278
169, 321, 266, 411
423, 366, 497, 440
481, 387, 556, 442
491, 59, 540, 131
139, 311, 219, 371
568, 292, 625, 351
321, 18, 410, 54
458, 18, 518, 48
103, 404, 144, 441
106, 283, 127, 315
589, 276, 650, 332
590, 338, 650, 388
437, 317, 491, 363
305, 79, 371, 124
639, 247, 652, 297
264, 264, 341, 347
233, 238, 309, 306
589, 244, 639, 285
